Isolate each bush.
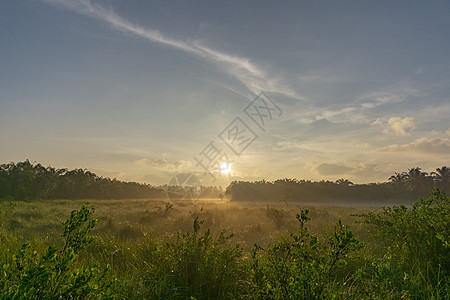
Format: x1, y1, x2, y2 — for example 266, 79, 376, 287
362, 188, 449, 298
248, 209, 362, 299
154, 217, 244, 299
0, 204, 116, 299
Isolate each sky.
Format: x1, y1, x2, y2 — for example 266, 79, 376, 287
1, 0, 449, 187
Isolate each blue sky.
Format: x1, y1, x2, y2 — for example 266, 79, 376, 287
1, 0, 449, 186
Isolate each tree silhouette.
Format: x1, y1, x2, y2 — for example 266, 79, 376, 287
335, 178, 354, 186
0, 160, 165, 200
431, 166, 450, 189
405, 167, 432, 192
2, 161, 448, 202
389, 172, 407, 184
431, 166, 449, 183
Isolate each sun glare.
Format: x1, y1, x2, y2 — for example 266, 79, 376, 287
220, 163, 232, 175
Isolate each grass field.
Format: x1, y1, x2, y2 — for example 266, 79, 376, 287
1, 193, 448, 299
1, 198, 373, 250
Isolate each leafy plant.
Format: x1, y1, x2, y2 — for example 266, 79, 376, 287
0, 204, 116, 299
362, 188, 449, 298
249, 209, 362, 299
154, 217, 244, 299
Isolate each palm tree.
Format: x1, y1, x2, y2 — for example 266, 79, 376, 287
405, 167, 432, 192
388, 172, 407, 184
431, 166, 450, 184
431, 166, 450, 191
335, 178, 354, 186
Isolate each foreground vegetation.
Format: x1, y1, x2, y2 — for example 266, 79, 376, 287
0, 190, 448, 299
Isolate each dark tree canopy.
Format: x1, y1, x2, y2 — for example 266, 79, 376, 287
1, 160, 448, 203
225, 167, 449, 204
0, 160, 165, 200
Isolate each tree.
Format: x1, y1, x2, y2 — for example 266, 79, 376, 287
335, 178, 354, 186
405, 167, 432, 192
0, 160, 165, 200
431, 166, 450, 192
389, 172, 407, 184
431, 166, 450, 184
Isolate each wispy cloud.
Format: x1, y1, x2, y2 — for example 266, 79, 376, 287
41, 0, 304, 100
134, 158, 192, 171
288, 80, 420, 125
321, 83, 419, 123
377, 137, 450, 154
356, 83, 419, 109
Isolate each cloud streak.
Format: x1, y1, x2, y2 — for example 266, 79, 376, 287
41, 0, 303, 100
134, 158, 192, 171
287, 80, 421, 126
377, 137, 450, 154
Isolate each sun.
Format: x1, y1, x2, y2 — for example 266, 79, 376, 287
220, 163, 232, 175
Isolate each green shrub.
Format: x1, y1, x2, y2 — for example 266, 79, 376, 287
248, 209, 362, 299
154, 217, 244, 299
0, 204, 116, 299
362, 188, 449, 298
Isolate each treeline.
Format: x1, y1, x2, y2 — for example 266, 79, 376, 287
165, 185, 224, 200
0, 160, 165, 200
2, 160, 448, 203
225, 167, 450, 204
